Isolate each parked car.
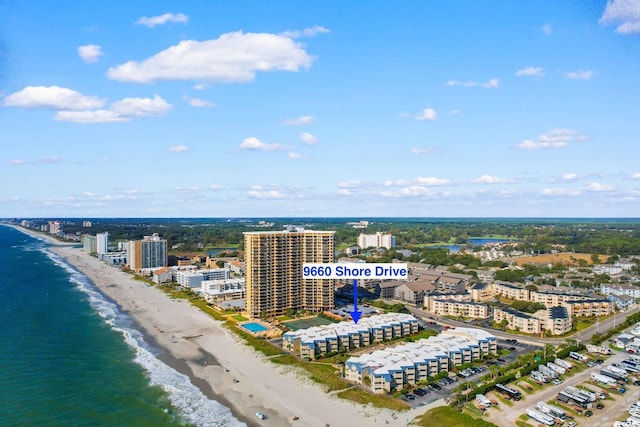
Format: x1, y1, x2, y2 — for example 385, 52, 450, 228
584, 410, 593, 417
552, 379, 563, 385
256, 412, 267, 420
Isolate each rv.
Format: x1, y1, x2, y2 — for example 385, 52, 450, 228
531, 370, 549, 384
475, 394, 492, 408
607, 365, 629, 377
566, 385, 596, 403
554, 358, 573, 370
570, 351, 588, 362
591, 372, 617, 386
538, 364, 559, 379
526, 408, 555, 426
587, 344, 612, 355
547, 362, 566, 375
495, 383, 521, 401
601, 369, 629, 383
537, 401, 567, 420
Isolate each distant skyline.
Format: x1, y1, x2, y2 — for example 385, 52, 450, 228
1, 1, 640, 218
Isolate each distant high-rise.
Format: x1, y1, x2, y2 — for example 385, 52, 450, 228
127, 233, 167, 271
96, 232, 109, 255
358, 232, 396, 250
244, 226, 335, 318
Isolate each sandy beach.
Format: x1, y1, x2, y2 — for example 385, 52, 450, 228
10, 226, 443, 427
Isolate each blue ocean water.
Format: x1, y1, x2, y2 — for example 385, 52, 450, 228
0, 226, 244, 427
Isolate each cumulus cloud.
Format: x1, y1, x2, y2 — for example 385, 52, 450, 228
288, 152, 302, 159
541, 23, 552, 35
135, 13, 189, 28
183, 96, 215, 107
77, 44, 103, 63
542, 188, 581, 196
337, 189, 353, 196
585, 182, 616, 192
3, 86, 105, 110
599, 0, 640, 34
282, 115, 314, 125
471, 175, 514, 184
300, 132, 318, 145
446, 78, 499, 88
384, 179, 410, 187
515, 128, 589, 150
280, 25, 330, 38
247, 186, 287, 199
565, 70, 594, 80
169, 145, 189, 152
410, 147, 433, 155
107, 31, 313, 84
516, 66, 544, 77
415, 108, 437, 121
239, 137, 291, 152
415, 176, 451, 186
561, 173, 579, 181
338, 180, 362, 189
382, 186, 437, 198
110, 95, 172, 117
54, 110, 128, 123
631, 172, 640, 180
7, 156, 61, 165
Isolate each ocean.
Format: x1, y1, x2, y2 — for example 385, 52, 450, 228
0, 226, 244, 427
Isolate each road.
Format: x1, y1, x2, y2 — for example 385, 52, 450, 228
407, 305, 640, 346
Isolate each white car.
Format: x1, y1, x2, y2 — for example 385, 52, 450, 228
552, 379, 563, 385
256, 412, 267, 420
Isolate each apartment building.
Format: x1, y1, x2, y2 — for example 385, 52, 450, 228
493, 307, 541, 334
201, 278, 246, 303
530, 290, 590, 307
96, 232, 109, 255
176, 268, 231, 288
562, 299, 614, 317
426, 298, 490, 319
491, 282, 530, 301
126, 233, 168, 271
82, 235, 97, 254
243, 226, 335, 318
358, 232, 396, 250
600, 283, 640, 299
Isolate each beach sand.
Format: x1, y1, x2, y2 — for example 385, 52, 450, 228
11, 226, 444, 426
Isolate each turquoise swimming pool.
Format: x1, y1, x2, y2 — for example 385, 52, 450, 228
241, 322, 268, 333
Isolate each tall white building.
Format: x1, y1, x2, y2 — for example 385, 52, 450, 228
96, 232, 109, 255
127, 233, 168, 271
358, 232, 396, 250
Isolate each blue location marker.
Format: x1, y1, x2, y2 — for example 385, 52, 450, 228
350, 279, 362, 324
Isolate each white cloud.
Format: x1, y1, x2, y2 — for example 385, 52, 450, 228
288, 152, 302, 159
446, 78, 499, 88
338, 180, 362, 189
282, 115, 314, 125
585, 182, 616, 192
8, 159, 26, 165
300, 132, 319, 145
471, 175, 514, 184
7, 156, 61, 165
565, 70, 594, 80
515, 128, 589, 150
382, 186, 437, 198
280, 25, 330, 38
600, 0, 640, 34
3, 86, 105, 110
77, 44, 103, 63
107, 31, 313, 84
384, 179, 409, 187
516, 66, 544, 77
449, 109, 460, 115
415, 176, 451, 186
410, 147, 433, 155
541, 23, 552, 35
239, 137, 291, 152
247, 188, 286, 199
542, 188, 581, 196
110, 95, 172, 117
561, 173, 579, 181
415, 108, 437, 121
55, 110, 128, 123
169, 145, 189, 152
135, 13, 189, 28
631, 172, 640, 180
183, 96, 215, 107
337, 189, 353, 196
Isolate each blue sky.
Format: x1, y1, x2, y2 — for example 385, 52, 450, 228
1, 1, 640, 218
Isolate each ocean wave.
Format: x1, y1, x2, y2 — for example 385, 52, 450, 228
42, 248, 246, 427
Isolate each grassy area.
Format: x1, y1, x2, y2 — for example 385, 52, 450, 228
335, 388, 410, 412
231, 314, 248, 322
576, 318, 596, 331
270, 355, 350, 392
413, 407, 497, 427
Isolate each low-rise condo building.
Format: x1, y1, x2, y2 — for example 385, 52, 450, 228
562, 299, 614, 317
282, 313, 419, 360
493, 307, 541, 334
491, 282, 530, 301
345, 327, 497, 393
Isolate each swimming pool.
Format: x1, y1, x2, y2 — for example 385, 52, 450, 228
241, 322, 268, 333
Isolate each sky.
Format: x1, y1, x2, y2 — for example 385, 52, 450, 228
1, 1, 640, 218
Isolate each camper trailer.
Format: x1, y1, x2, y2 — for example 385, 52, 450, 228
547, 362, 566, 375
526, 408, 555, 426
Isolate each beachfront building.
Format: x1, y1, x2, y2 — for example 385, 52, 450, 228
96, 232, 109, 255
201, 278, 246, 303
530, 290, 591, 307
491, 282, 530, 301
345, 327, 497, 393
493, 307, 542, 334
153, 266, 173, 284
358, 232, 396, 250
176, 268, 231, 288
243, 226, 335, 318
82, 235, 97, 254
282, 313, 419, 360
48, 221, 61, 235
126, 233, 168, 272
425, 297, 490, 319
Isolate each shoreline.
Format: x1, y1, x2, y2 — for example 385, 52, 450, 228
5, 225, 442, 427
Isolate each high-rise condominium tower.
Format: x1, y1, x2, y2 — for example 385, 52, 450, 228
244, 226, 335, 318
